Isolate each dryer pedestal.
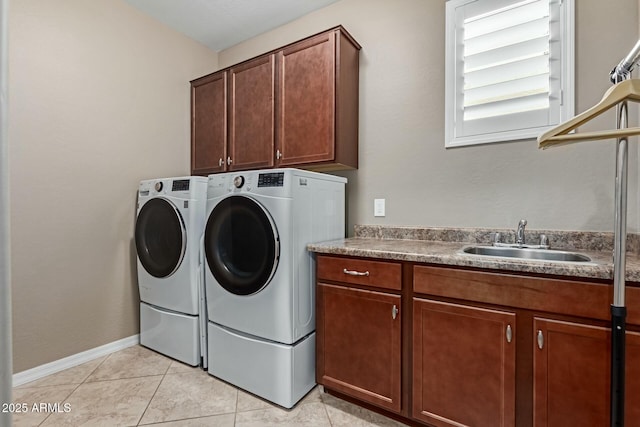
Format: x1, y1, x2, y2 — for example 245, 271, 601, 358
140, 303, 200, 366
207, 322, 315, 409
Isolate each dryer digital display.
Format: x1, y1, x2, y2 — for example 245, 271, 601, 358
172, 179, 190, 191
257, 172, 285, 187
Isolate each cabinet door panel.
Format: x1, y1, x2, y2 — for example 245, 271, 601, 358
277, 32, 336, 166
533, 318, 640, 427
317, 283, 401, 412
191, 72, 227, 174
229, 55, 275, 171
413, 298, 516, 427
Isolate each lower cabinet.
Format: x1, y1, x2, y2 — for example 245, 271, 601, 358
316, 283, 402, 412
533, 317, 640, 427
316, 255, 640, 426
412, 298, 516, 427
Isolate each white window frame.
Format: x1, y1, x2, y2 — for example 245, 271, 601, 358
445, 0, 575, 148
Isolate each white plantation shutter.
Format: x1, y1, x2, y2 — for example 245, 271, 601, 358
445, 0, 574, 147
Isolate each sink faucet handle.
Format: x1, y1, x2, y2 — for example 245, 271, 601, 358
540, 234, 549, 247
492, 232, 501, 245
516, 219, 527, 245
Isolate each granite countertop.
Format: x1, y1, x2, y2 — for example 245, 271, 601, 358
307, 225, 640, 282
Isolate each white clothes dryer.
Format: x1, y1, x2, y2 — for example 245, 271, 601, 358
203, 168, 346, 408
135, 176, 208, 366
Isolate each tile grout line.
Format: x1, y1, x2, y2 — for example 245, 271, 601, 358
36, 354, 110, 426
135, 360, 173, 426
34, 387, 70, 426
232, 378, 239, 427
321, 390, 335, 427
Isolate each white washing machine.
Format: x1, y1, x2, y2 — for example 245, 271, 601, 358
135, 176, 208, 366
204, 168, 346, 408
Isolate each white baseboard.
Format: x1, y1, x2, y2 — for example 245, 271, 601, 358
13, 334, 139, 387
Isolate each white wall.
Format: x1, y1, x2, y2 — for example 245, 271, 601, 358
9, 0, 218, 372
220, 0, 640, 234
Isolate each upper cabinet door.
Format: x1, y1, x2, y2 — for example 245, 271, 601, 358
228, 54, 275, 171
191, 71, 227, 175
276, 31, 336, 167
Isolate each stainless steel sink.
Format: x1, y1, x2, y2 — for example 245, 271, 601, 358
461, 245, 592, 262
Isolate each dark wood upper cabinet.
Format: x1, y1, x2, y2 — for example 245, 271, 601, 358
228, 54, 275, 171
190, 26, 360, 175
276, 31, 335, 166
191, 71, 227, 175
276, 29, 359, 170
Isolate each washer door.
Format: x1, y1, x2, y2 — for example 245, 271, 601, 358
135, 198, 187, 278
204, 195, 279, 296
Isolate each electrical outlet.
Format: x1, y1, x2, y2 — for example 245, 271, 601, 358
374, 199, 386, 217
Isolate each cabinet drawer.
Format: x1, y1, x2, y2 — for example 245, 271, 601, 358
317, 255, 401, 291
414, 265, 640, 325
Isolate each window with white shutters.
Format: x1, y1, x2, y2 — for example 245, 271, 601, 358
445, 0, 574, 147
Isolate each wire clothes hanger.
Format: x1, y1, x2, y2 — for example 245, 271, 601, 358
538, 37, 640, 427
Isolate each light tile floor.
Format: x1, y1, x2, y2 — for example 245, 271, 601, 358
12, 345, 408, 427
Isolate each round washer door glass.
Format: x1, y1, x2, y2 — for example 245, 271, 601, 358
135, 198, 187, 278
205, 196, 279, 296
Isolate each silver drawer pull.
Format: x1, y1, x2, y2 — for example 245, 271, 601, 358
343, 268, 370, 277
506, 325, 513, 343
392, 305, 399, 320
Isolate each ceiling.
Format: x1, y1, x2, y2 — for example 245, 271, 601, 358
124, 0, 340, 52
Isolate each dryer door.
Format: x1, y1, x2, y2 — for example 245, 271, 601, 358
204, 195, 279, 296
135, 198, 187, 278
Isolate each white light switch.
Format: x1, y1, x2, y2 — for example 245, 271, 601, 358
374, 198, 386, 217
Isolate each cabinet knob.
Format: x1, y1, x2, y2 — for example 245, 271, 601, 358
506, 324, 513, 343
537, 330, 544, 349
276, 149, 282, 160
218, 158, 224, 167
392, 305, 399, 320
343, 268, 369, 277
227, 157, 232, 165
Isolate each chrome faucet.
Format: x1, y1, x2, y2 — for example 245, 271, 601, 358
515, 219, 527, 245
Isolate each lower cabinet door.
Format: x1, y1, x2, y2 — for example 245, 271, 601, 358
412, 298, 516, 427
533, 317, 640, 427
316, 283, 402, 412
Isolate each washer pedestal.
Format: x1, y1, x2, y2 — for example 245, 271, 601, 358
140, 303, 200, 366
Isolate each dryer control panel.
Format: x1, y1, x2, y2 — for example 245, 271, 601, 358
172, 179, 190, 192
258, 172, 285, 187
